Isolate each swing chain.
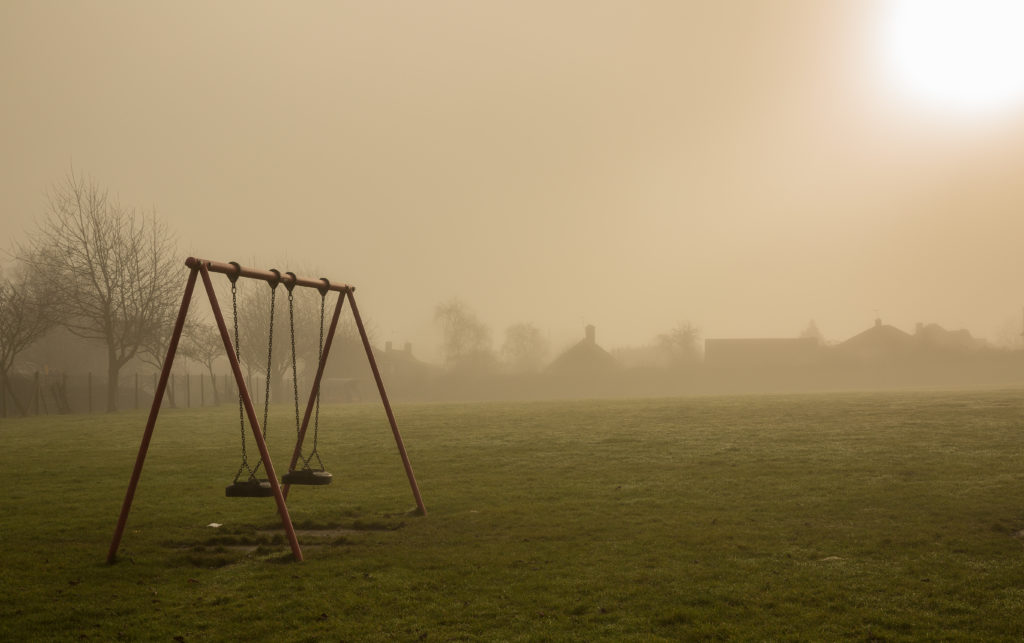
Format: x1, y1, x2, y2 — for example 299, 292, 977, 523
230, 278, 253, 482
250, 282, 278, 477
310, 289, 326, 467
288, 284, 326, 472
264, 286, 277, 437
287, 283, 302, 447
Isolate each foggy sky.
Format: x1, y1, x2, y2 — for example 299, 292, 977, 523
3, 1, 1024, 363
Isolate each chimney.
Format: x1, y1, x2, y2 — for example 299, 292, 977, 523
585, 324, 596, 344
874, 318, 882, 328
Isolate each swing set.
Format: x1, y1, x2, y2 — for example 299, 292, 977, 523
107, 257, 426, 563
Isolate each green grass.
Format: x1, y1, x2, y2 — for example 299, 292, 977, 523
3, 389, 1024, 640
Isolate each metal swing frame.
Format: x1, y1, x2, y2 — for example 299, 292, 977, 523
107, 257, 427, 563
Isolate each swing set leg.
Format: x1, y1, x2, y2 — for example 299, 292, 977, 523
283, 285, 346, 501
350, 292, 427, 516
198, 263, 303, 561
108, 268, 199, 564
107, 263, 305, 564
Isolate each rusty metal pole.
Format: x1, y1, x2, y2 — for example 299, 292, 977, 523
283, 288, 347, 500
347, 291, 427, 516
196, 262, 304, 562
108, 267, 198, 563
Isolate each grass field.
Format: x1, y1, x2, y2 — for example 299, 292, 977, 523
2, 388, 1024, 641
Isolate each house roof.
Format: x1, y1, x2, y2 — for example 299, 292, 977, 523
546, 330, 619, 375
835, 322, 914, 355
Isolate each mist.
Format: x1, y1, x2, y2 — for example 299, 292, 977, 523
3, 1, 1024, 374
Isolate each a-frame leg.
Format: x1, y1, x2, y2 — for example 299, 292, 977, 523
283, 290, 347, 500
197, 263, 304, 561
107, 267, 198, 563
348, 291, 427, 516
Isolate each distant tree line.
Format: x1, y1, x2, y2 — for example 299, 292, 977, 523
434, 298, 551, 376
2, 172, 715, 413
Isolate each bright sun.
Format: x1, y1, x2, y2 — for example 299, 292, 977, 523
880, 0, 1024, 117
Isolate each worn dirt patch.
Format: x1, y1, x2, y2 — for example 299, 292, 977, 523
257, 528, 358, 540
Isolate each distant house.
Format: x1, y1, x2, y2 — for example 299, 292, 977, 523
834, 318, 985, 362
375, 341, 429, 378
833, 318, 915, 362
704, 337, 821, 368
912, 322, 984, 352
546, 325, 619, 375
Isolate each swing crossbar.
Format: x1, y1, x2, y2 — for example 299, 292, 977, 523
185, 257, 354, 293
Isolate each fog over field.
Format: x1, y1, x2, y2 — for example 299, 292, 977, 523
3, 1, 1024, 363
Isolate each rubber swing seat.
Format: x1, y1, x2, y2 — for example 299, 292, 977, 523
225, 479, 274, 497
282, 469, 333, 486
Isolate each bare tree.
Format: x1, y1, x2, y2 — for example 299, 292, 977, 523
800, 319, 825, 344
18, 172, 180, 411
435, 299, 496, 373
501, 322, 549, 373
179, 320, 226, 405
0, 262, 60, 415
658, 321, 702, 367
135, 306, 205, 409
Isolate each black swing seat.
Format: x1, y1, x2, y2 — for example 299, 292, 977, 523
282, 469, 333, 486
225, 479, 275, 497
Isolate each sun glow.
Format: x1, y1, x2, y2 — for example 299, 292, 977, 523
880, 0, 1024, 117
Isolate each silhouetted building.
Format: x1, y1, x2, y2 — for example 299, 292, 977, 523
833, 318, 915, 362
546, 325, 619, 375
913, 322, 984, 352
834, 318, 985, 363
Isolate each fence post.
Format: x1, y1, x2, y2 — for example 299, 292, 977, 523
186, 373, 191, 408
88, 372, 93, 414
200, 373, 205, 406
135, 372, 139, 410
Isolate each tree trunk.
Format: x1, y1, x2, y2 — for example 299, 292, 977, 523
0, 369, 28, 417
165, 374, 177, 409
207, 364, 221, 405
106, 351, 120, 412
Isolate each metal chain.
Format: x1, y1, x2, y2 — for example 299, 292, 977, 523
263, 287, 277, 437
231, 280, 252, 482
289, 287, 301, 446
288, 288, 327, 472
310, 290, 326, 470
251, 285, 277, 478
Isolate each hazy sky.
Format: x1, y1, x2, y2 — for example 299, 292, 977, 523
3, 1, 1024, 361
